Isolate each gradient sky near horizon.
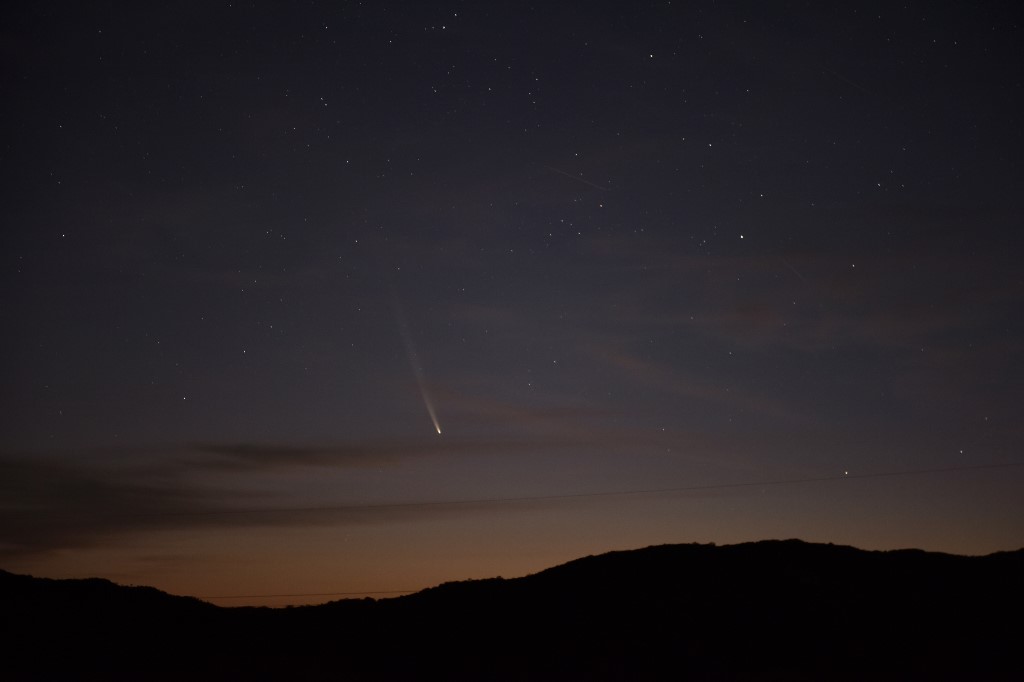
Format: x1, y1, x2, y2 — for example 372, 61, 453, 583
3, 1, 1023, 606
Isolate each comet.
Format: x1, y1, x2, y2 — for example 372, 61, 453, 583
392, 295, 442, 435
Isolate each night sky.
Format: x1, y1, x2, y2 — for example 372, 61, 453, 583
3, 1, 1023, 606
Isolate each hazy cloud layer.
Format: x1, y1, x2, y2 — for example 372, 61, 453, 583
0, 430, 643, 559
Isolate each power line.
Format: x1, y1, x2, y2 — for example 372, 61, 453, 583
187, 461, 1023, 603
146, 460, 1024, 518
203, 589, 416, 600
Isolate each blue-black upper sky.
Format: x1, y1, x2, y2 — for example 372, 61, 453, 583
3, 1, 1022, 604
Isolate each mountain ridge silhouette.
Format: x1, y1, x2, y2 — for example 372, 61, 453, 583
4, 539, 1022, 680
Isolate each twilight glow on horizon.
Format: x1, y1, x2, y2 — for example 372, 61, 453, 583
3, 1, 1022, 606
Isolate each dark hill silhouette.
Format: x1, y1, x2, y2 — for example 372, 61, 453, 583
4, 540, 1023, 680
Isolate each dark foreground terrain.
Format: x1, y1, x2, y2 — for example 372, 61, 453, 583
3, 540, 1022, 680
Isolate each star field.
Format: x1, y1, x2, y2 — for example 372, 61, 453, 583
2, 1, 1022, 605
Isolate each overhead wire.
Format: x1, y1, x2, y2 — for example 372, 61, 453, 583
191, 460, 1024, 603
140, 460, 1024, 519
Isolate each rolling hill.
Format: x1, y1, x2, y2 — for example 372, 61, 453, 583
4, 539, 1022, 680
